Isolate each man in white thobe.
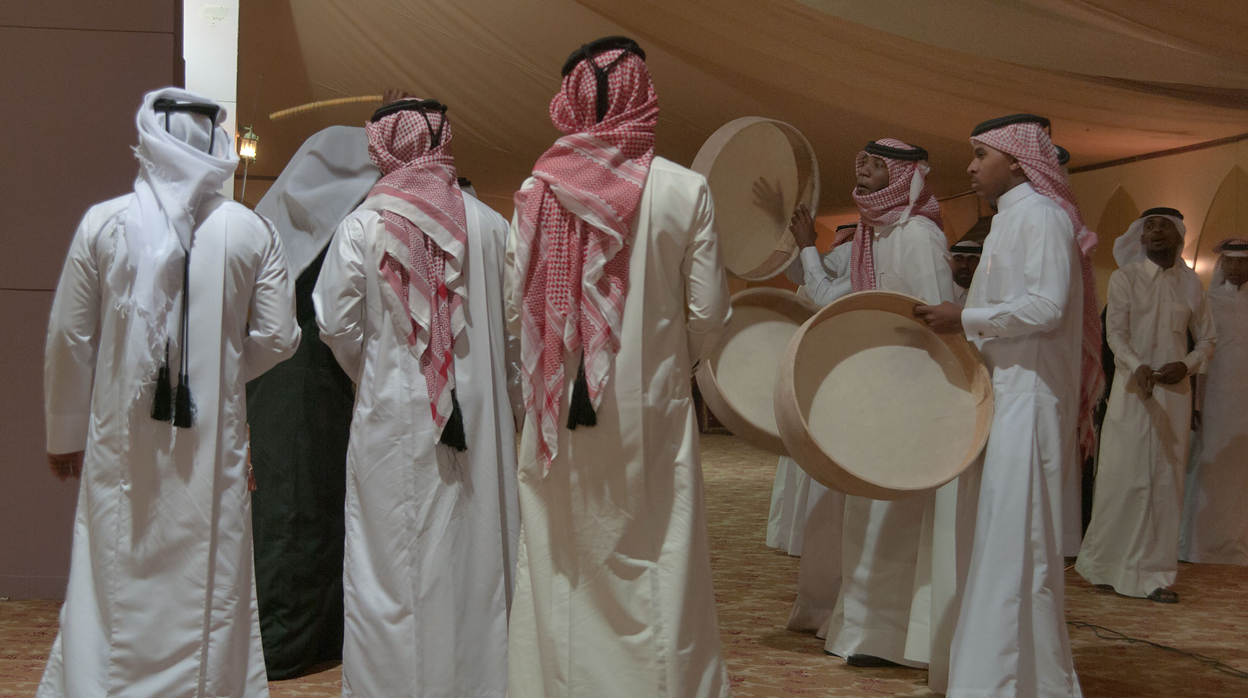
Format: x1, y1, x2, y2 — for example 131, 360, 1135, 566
313, 95, 519, 698
787, 140, 963, 677
505, 38, 732, 698
768, 225, 854, 556
1077, 208, 1216, 602
917, 113, 1102, 698
949, 240, 981, 308
1181, 238, 1248, 565
41, 88, 300, 698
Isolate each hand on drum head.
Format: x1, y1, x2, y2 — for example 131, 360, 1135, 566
913, 302, 963, 335
789, 203, 817, 249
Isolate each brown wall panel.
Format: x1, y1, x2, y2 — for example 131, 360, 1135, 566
0, 0, 174, 34
0, 291, 78, 598
0, 27, 179, 291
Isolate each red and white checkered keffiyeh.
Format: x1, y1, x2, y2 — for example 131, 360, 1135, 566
842, 139, 943, 292
361, 106, 468, 445
513, 49, 658, 472
971, 122, 1104, 461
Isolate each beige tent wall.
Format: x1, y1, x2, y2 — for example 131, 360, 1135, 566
1070, 139, 1248, 303
0, 0, 181, 599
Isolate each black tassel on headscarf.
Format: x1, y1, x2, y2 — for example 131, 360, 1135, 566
439, 388, 468, 452
566, 357, 598, 429
150, 341, 174, 422
171, 252, 195, 428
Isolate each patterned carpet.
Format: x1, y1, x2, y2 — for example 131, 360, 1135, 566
2, 434, 1246, 697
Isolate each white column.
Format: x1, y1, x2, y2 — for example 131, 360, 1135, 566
183, 0, 239, 197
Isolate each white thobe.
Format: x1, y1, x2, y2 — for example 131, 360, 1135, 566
41, 195, 300, 698
313, 197, 520, 698
947, 182, 1082, 698
1181, 279, 1248, 564
795, 216, 969, 676
505, 157, 733, 698
1076, 259, 1214, 597
768, 244, 850, 555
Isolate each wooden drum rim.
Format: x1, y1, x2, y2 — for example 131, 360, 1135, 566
773, 290, 994, 500
691, 117, 820, 281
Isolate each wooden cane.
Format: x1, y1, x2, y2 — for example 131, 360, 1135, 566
268, 95, 384, 121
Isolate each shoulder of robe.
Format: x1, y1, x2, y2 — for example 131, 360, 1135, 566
464, 194, 509, 232
81, 194, 134, 231
1023, 195, 1075, 240
898, 216, 947, 244
644, 156, 710, 220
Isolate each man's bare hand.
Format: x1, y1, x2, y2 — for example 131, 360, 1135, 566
382, 88, 417, 105
1133, 364, 1155, 398
789, 204, 818, 249
1153, 361, 1188, 386
48, 451, 84, 481
913, 302, 964, 335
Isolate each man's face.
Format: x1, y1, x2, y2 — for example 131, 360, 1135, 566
1142, 216, 1183, 256
948, 254, 980, 289
1222, 255, 1248, 287
856, 155, 890, 195
967, 142, 1018, 203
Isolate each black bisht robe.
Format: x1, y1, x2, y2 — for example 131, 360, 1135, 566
247, 248, 354, 679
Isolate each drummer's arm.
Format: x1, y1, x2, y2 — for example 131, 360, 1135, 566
961, 208, 1072, 341
800, 248, 852, 306
684, 183, 731, 365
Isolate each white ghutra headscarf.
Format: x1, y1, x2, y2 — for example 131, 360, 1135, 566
108, 88, 238, 393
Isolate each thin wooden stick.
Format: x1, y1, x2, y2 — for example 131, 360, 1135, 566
268, 95, 384, 121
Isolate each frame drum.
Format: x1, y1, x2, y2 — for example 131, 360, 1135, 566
696, 288, 820, 454
691, 117, 819, 281
774, 291, 993, 500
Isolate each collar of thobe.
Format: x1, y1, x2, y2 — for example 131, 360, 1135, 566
1143, 257, 1184, 278
996, 181, 1036, 211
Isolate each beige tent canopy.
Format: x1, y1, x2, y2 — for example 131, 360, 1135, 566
240, 0, 1248, 218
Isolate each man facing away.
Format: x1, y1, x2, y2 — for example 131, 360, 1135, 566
915, 112, 1103, 698
313, 93, 519, 697
1077, 208, 1215, 602
504, 37, 733, 698
1181, 238, 1248, 565
41, 87, 300, 698
787, 140, 968, 686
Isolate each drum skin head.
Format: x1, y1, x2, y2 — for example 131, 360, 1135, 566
696, 288, 820, 454
691, 117, 820, 281
774, 291, 993, 500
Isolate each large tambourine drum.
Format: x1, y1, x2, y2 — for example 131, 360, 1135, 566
696, 288, 820, 454
691, 117, 819, 281
774, 291, 993, 500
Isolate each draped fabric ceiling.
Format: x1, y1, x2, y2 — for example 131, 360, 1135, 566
241, 0, 1248, 220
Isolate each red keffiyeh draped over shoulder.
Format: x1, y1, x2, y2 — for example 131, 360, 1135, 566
513, 49, 658, 472
971, 121, 1104, 462
362, 103, 469, 449
838, 138, 943, 292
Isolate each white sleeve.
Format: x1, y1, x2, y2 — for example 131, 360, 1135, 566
45, 212, 103, 454
962, 208, 1073, 341
682, 180, 732, 364
313, 216, 369, 380
242, 219, 301, 382
1184, 284, 1216, 374
801, 247, 852, 306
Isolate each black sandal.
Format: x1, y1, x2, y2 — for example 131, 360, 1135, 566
1147, 587, 1179, 604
